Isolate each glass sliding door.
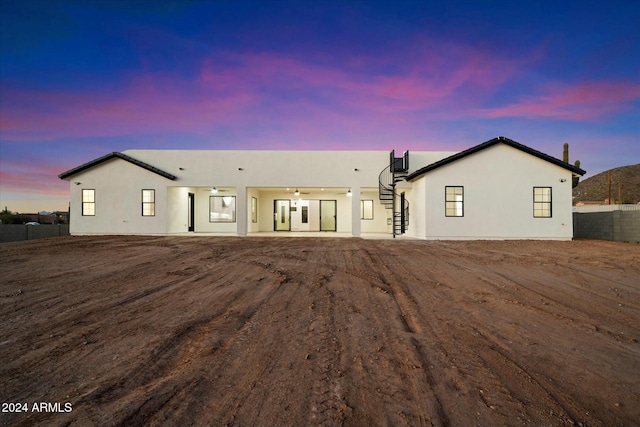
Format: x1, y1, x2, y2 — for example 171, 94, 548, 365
274, 200, 291, 231
320, 200, 337, 231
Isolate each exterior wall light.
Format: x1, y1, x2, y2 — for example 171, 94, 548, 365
347, 189, 352, 197
211, 187, 218, 193
294, 189, 300, 196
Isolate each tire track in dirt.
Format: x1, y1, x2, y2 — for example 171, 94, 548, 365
223, 251, 349, 426
393, 243, 628, 426
145, 277, 308, 425
75, 266, 285, 425
308, 290, 342, 426
307, 277, 351, 427
359, 248, 420, 334
362, 243, 575, 426
2, 237, 639, 427
0, 278, 204, 401
493, 268, 634, 312
359, 246, 452, 427
557, 262, 640, 295
474, 270, 639, 344
195, 258, 310, 426
402, 243, 638, 342
308, 248, 446, 427
469, 325, 583, 425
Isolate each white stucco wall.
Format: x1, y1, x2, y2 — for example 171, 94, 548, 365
68, 158, 170, 235
167, 187, 189, 233
130, 150, 394, 236
404, 178, 426, 239
124, 150, 389, 188
65, 149, 455, 236
196, 189, 238, 234
360, 189, 391, 234
411, 144, 575, 240
64, 146, 575, 239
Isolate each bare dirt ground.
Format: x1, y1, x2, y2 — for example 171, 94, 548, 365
1, 236, 639, 427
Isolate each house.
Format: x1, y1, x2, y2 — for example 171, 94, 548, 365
58, 136, 585, 240
19, 212, 57, 224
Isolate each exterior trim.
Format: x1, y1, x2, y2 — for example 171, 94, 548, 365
533, 186, 553, 218
82, 189, 96, 216
445, 186, 464, 217
361, 199, 374, 220
58, 152, 177, 181
141, 189, 156, 216
209, 195, 236, 223
407, 136, 586, 181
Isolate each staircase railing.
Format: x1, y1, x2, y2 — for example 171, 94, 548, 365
378, 160, 409, 237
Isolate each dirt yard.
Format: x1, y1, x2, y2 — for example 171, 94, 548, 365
1, 236, 639, 427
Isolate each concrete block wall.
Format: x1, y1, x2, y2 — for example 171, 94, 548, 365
618, 211, 640, 243
573, 211, 640, 243
0, 225, 70, 243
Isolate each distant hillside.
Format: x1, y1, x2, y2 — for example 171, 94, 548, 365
573, 164, 640, 204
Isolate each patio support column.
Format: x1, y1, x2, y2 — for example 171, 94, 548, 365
351, 187, 361, 237
236, 185, 247, 236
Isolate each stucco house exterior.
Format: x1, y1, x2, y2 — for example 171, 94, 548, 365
58, 136, 585, 240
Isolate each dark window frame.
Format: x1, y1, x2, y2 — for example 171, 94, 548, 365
209, 195, 236, 223
251, 197, 258, 223
361, 199, 374, 220
142, 189, 155, 216
533, 187, 552, 218
82, 189, 95, 216
445, 186, 464, 217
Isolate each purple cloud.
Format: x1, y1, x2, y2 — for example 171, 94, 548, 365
478, 81, 640, 120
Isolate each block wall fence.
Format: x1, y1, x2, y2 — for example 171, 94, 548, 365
0, 225, 70, 243
573, 211, 640, 243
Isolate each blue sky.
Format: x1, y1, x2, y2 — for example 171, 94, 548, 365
1, 0, 638, 212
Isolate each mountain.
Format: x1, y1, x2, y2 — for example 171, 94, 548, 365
573, 164, 640, 205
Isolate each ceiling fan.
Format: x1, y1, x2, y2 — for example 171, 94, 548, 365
290, 188, 310, 195
202, 187, 230, 193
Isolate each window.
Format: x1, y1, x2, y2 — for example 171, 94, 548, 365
301, 206, 309, 223
251, 197, 258, 223
82, 189, 95, 216
361, 200, 374, 220
142, 190, 155, 216
533, 187, 552, 218
210, 196, 236, 222
445, 186, 464, 217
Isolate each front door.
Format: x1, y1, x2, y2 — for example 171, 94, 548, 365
188, 193, 195, 232
320, 200, 337, 231
274, 200, 291, 231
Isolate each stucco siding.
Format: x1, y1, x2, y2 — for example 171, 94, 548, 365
69, 158, 170, 235
167, 187, 189, 233
417, 144, 574, 240
405, 178, 426, 239
360, 189, 390, 234
124, 150, 384, 189
62, 144, 578, 239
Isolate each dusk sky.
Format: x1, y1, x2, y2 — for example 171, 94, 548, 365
1, 0, 639, 213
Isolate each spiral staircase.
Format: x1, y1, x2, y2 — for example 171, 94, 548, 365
378, 150, 409, 237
